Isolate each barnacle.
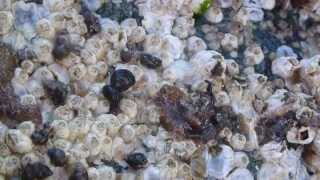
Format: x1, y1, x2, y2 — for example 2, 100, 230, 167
0, 85, 42, 127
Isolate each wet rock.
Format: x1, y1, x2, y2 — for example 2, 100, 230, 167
102, 85, 122, 107
139, 53, 162, 69
21, 162, 53, 180
43, 80, 69, 106
110, 69, 136, 92
0, 85, 42, 127
47, 148, 67, 167
154, 85, 216, 142
0, 43, 18, 87
125, 152, 148, 169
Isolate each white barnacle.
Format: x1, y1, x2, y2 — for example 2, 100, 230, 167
81, 49, 97, 65
221, 33, 238, 51
97, 114, 121, 137
0, 143, 11, 157
233, 152, 249, 168
19, 94, 37, 106
5, 129, 32, 154
120, 125, 136, 143
3, 156, 20, 176
120, 18, 138, 36
69, 63, 87, 80
36, 18, 55, 39
84, 133, 102, 156
83, 92, 99, 110
66, 94, 84, 110
17, 121, 35, 136
187, 36, 207, 57
97, 166, 116, 180
225, 59, 239, 76
51, 119, 70, 139
21, 152, 39, 167
20, 60, 35, 74
53, 105, 74, 121
214, 91, 231, 107
244, 44, 264, 66
26, 79, 45, 98
230, 133, 247, 150
48, 63, 70, 84
32, 66, 55, 83
205, 6, 223, 23
128, 26, 146, 43
53, 138, 72, 152
32, 38, 54, 64
68, 117, 91, 140
0, 11, 13, 35
272, 57, 300, 79
119, 99, 138, 119
287, 126, 316, 145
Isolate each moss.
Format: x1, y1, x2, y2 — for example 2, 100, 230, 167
194, 0, 213, 17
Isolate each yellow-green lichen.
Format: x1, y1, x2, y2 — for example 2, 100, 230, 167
194, 0, 213, 17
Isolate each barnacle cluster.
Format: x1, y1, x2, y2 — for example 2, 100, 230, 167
1, 0, 320, 179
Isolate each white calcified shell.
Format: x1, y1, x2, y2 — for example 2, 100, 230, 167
17, 121, 35, 136
0, 0, 11, 11
32, 38, 54, 64
247, 7, 264, 22
260, 0, 276, 10
172, 16, 194, 39
272, 57, 300, 79
226, 168, 254, 180
257, 163, 290, 180
142, 12, 174, 35
287, 126, 316, 144
163, 60, 194, 82
230, 133, 247, 150
5, 129, 32, 154
187, 36, 207, 57
221, 33, 238, 51
207, 145, 234, 179
190, 50, 223, 79
244, 44, 264, 66
233, 152, 249, 169
3, 155, 20, 176
48, 63, 70, 84
205, 7, 223, 23
276, 45, 298, 59
162, 35, 184, 59
139, 165, 161, 180
0, 11, 13, 35
36, 18, 55, 39
260, 141, 284, 162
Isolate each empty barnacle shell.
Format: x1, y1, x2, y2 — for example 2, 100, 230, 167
287, 126, 316, 144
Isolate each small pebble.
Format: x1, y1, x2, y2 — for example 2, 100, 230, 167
139, 53, 162, 69
102, 85, 122, 106
21, 162, 53, 180
31, 129, 50, 145
110, 69, 136, 92
47, 148, 67, 167
125, 152, 148, 169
